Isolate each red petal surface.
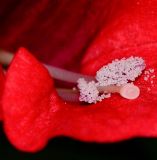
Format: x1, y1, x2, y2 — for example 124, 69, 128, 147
0, 0, 121, 70
1, 0, 157, 152
2, 48, 61, 152
2, 45, 157, 152
0, 66, 5, 120
82, 0, 157, 71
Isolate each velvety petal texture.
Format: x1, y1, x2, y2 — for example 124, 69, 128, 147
2, 47, 157, 152
2, 48, 61, 152
0, 0, 121, 70
0, 66, 5, 120
1, 0, 157, 153
82, 0, 157, 71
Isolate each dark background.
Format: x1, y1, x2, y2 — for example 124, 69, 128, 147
0, 125, 157, 160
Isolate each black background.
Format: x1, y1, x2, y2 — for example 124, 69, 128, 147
0, 125, 157, 160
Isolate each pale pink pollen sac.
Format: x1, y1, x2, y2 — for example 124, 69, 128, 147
77, 56, 146, 104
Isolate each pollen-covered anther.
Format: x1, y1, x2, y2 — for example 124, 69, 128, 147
77, 56, 145, 103
77, 78, 140, 103
96, 56, 146, 86
77, 78, 111, 103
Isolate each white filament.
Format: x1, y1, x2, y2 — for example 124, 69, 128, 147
44, 64, 94, 83
0, 49, 94, 83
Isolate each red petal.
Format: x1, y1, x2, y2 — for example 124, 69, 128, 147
0, 0, 120, 70
2, 48, 61, 152
2, 47, 157, 152
0, 66, 5, 120
82, 0, 157, 71
2, 0, 157, 152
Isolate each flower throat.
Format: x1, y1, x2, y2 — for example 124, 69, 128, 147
0, 49, 151, 104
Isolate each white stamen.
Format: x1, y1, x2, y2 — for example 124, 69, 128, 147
44, 64, 94, 83
0, 50, 94, 83
119, 84, 140, 100
77, 78, 140, 103
78, 56, 145, 103
98, 83, 140, 99
0, 50, 147, 103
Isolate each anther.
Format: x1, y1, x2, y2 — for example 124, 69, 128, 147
77, 56, 145, 103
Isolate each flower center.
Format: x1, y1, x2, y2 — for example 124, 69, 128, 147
77, 56, 145, 103
0, 50, 146, 104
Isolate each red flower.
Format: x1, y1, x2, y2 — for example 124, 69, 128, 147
0, 0, 157, 152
